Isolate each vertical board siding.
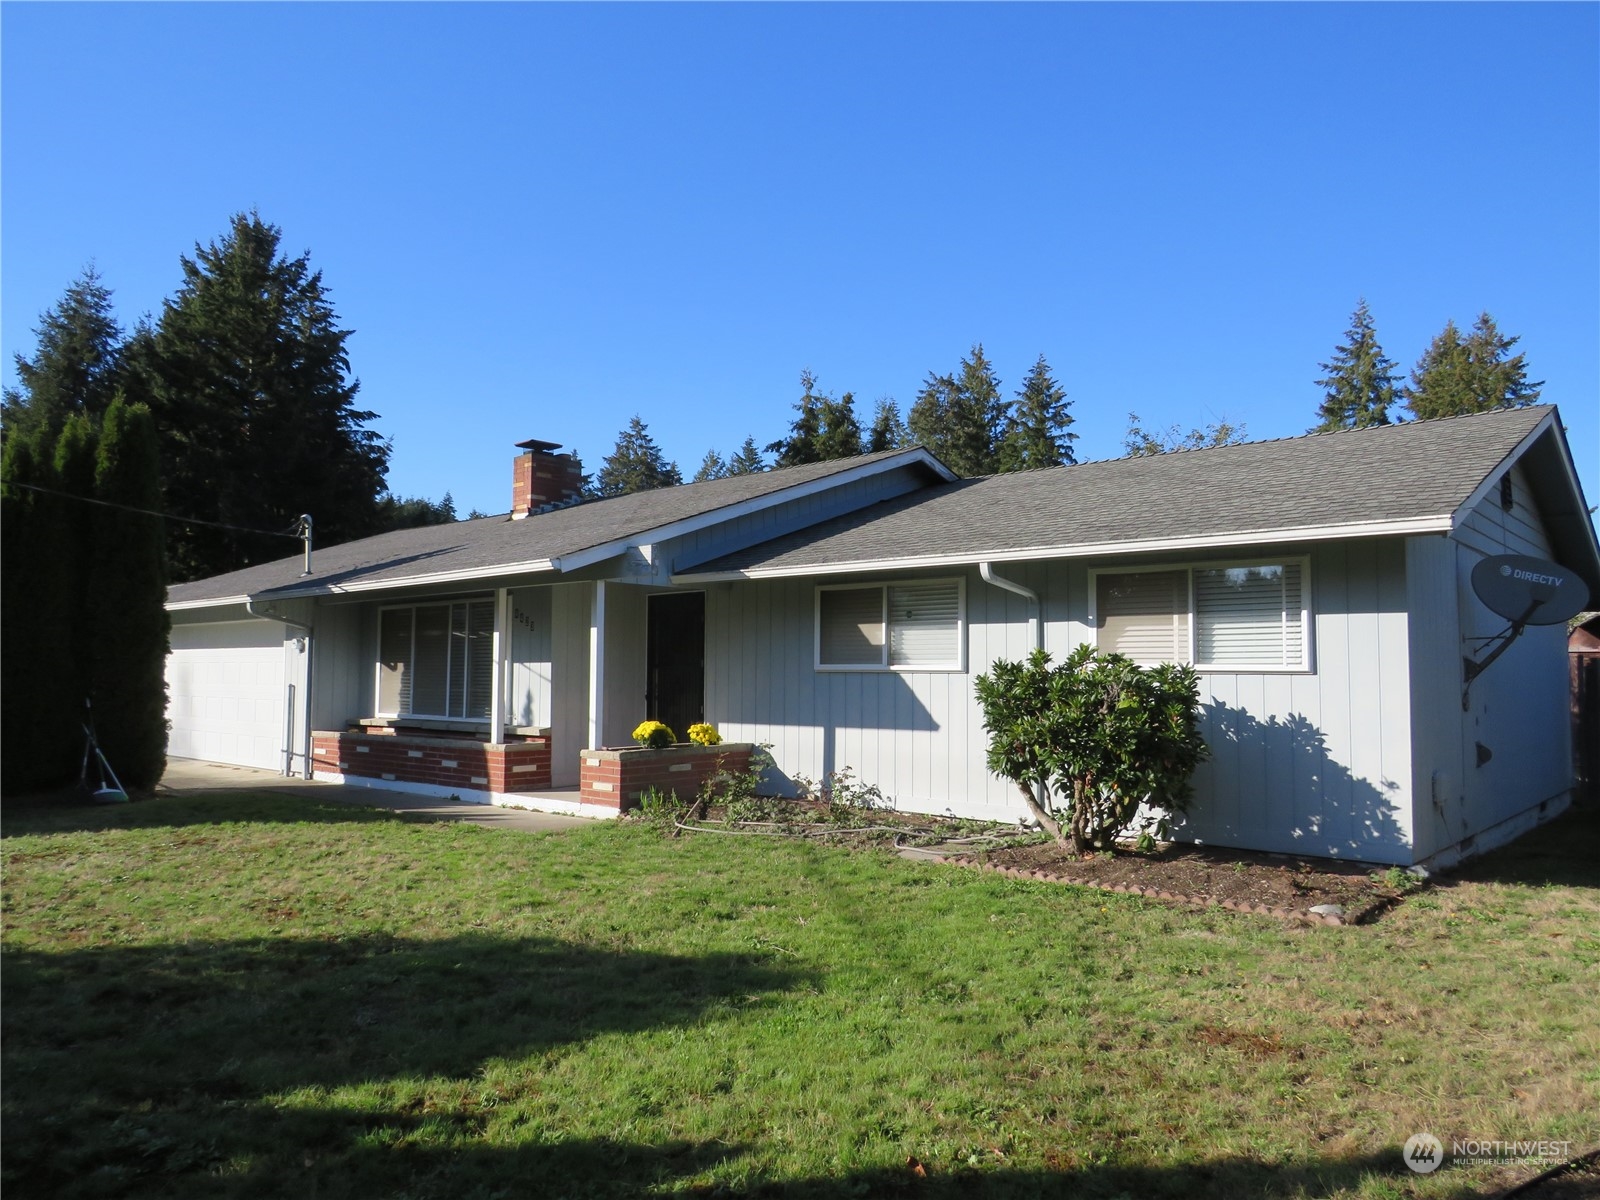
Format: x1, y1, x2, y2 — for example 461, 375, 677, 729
549, 582, 592, 785
1405, 534, 1464, 860
309, 602, 365, 731
602, 585, 650, 746
707, 544, 1418, 860
1179, 540, 1413, 864
1453, 478, 1572, 840
508, 586, 554, 728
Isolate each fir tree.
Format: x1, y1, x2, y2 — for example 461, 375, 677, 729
815, 392, 864, 460
1405, 312, 1544, 420
768, 370, 827, 467
1312, 300, 1400, 431
909, 345, 1008, 476
693, 449, 729, 482
377, 492, 458, 529
596, 416, 682, 497
88, 397, 169, 789
147, 212, 390, 580
728, 435, 766, 475
866, 399, 910, 453
999, 355, 1075, 470
2, 267, 126, 444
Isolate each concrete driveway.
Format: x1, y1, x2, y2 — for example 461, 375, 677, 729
157, 758, 593, 833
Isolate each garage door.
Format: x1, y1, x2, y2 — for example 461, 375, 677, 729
166, 621, 289, 771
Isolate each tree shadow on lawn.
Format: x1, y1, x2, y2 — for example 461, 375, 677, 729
2, 932, 813, 1197
0, 790, 433, 838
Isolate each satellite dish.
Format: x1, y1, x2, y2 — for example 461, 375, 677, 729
1470, 555, 1590, 626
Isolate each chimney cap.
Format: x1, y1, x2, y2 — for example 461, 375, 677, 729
516, 437, 565, 454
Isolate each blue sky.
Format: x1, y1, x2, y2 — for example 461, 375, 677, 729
4, 2, 1596, 519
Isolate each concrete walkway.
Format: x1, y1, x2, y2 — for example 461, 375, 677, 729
157, 758, 593, 833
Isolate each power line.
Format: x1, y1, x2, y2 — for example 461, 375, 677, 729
5, 481, 304, 539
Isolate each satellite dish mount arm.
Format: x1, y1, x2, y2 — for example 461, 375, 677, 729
1461, 599, 1538, 710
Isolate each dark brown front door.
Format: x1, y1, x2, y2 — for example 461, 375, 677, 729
647, 592, 705, 742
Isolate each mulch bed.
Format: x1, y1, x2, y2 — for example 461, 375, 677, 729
953, 839, 1418, 926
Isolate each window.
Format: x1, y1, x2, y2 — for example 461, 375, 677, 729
377, 598, 496, 719
816, 579, 965, 671
1091, 559, 1309, 671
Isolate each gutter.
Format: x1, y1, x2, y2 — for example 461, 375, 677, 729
246, 599, 314, 779
978, 562, 1042, 652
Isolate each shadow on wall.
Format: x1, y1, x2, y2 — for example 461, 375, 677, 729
1176, 703, 1410, 864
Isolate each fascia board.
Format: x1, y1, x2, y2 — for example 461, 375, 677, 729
166, 595, 253, 611
670, 515, 1454, 583
1447, 410, 1558, 532
221, 558, 557, 606
552, 450, 953, 574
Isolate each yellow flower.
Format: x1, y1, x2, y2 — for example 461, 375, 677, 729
632, 720, 676, 749
687, 723, 722, 746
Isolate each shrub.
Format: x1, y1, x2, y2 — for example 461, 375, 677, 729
687, 723, 721, 746
632, 720, 676, 749
974, 646, 1209, 854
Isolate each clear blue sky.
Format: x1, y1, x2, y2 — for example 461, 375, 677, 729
4, 2, 1596, 519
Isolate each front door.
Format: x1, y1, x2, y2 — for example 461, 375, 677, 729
647, 592, 705, 742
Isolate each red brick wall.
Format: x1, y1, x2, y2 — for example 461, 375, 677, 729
579, 744, 754, 812
312, 731, 552, 794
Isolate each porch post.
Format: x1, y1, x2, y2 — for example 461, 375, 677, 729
490, 586, 509, 742
588, 581, 607, 750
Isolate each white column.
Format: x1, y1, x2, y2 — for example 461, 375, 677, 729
490, 586, 509, 743
587, 581, 607, 751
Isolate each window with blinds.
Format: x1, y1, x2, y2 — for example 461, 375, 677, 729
817, 579, 964, 670
376, 598, 497, 719
1092, 560, 1309, 671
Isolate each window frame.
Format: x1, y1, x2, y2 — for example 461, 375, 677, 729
814, 577, 968, 673
1087, 556, 1313, 673
374, 595, 498, 721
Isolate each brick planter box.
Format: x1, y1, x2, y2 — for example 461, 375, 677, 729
312, 729, 552, 794
579, 743, 755, 812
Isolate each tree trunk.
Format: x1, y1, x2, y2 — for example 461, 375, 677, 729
1070, 780, 1092, 855
1015, 781, 1068, 848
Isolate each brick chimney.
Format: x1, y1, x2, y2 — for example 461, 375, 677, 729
511, 438, 585, 519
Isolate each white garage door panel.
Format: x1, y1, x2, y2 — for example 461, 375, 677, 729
167, 622, 289, 771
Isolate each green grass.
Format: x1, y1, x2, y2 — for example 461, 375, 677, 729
3, 793, 1597, 1199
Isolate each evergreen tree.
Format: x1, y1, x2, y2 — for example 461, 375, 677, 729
815, 392, 864, 460
377, 492, 458, 530
2, 267, 126, 444
596, 416, 682, 497
1405, 312, 1544, 420
768, 370, 827, 467
999, 355, 1076, 470
909, 345, 1008, 476
1124, 412, 1247, 456
88, 397, 169, 789
866, 399, 910, 453
728, 435, 767, 475
52, 414, 100, 718
693, 449, 729, 482
1312, 300, 1400, 431
147, 212, 390, 581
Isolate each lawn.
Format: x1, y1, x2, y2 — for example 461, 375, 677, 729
2, 793, 1596, 1199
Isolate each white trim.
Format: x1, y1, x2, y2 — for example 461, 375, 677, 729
1087, 555, 1314, 673
490, 586, 509, 741
554, 448, 955, 575
588, 580, 606, 750
1448, 411, 1556, 534
673, 515, 1452, 583
813, 576, 967, 673
168, 595, 253, 611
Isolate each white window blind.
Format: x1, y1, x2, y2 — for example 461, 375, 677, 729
1194, 563, 1303, 668
819, 587, 885, 666
888, 580, 962, 668
817, 579, 964, 670
376, 598, 497, 719
1096, 570, 1190, 664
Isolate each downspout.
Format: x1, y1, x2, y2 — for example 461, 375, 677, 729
247, 599, 315, 779
978, 562, 1048, 826
979, 562, 1042, 652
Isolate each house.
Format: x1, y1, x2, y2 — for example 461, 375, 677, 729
165, 404, 1599, 868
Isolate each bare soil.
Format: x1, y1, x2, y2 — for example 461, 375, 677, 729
964, 838, 1416, 924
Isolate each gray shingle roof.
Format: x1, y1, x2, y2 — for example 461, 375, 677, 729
679, 406, 1558, 577
167, 448, 938, 605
